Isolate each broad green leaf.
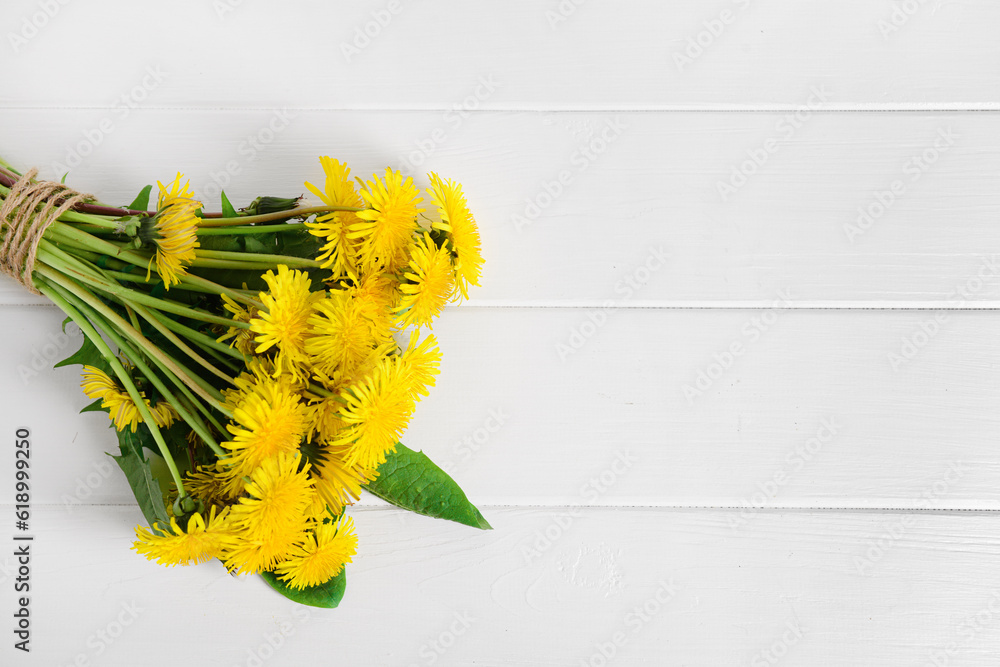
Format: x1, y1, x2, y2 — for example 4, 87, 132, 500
365, 444, 491, 530
259, 568, 347, 608
242, 236, 268, 254
110, 424, 172, 530
54, 330, 112, 375
79, 398, 105, 414
127, 184, 153, 212
220, 190, 239, 218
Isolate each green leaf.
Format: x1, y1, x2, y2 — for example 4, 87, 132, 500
110, 424, 172, 529
259, 568, 347, 608
127, 184, 153, 212
365, 444, 491, 530
54, 330, 112, 375
79, 398, 105, 414
220, 190, 239, 218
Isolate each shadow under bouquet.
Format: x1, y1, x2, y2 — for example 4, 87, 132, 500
0, 155, 488, 607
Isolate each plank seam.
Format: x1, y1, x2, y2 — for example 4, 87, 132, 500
4, 302, 1000, 312
7, 503, 1000, 514
3, 106, 1000, 113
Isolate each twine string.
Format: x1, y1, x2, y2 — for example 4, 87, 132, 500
0, 168, 93, 293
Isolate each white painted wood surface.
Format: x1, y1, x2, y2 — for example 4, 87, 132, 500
2, 1, 1000, 665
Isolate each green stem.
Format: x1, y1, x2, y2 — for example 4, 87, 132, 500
34, 265, 230, 412
192, 249, 320, 269
197, 205, 362, 228
104, 320, 228, 461
196, 223, 306, 236
171, 392, 228, 459
40, 255, 247, 329
141, 308, 244, 361
34, 279, 187, 499
127, 301, 235, 385
47, 222, 263, 308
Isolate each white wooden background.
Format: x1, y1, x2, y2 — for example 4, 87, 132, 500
3, 1, 1000, 665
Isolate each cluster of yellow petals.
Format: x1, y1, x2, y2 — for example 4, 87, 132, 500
81, 365, 178, 433
129, 157, 481, 591
150, 174, 201, 288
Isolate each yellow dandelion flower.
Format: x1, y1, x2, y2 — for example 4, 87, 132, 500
274, 516, 358, 590
223, 526, 306, 576
218, 292, 259, 356
157, 172, 196, 208
229, 454, 315, 541
341, 271, 397, 337
400, 330, 442, 400
309, 395, 349, 444
149, 400, 180, 429
222, 356, 288, 409
81, 365, 177, 432
351, 168, 424, 272
249, 265, 323, 376
145, 174, 201, 289
132, 507, 236, 567
394, 233, 456, 329
333, 356, 414, 469
305, 290, 391, 377
428, 173, 483, 299
183, 463, 239, 507
222, 379, 311, 479
305, 157, 363, 280
312, 445, 378, 515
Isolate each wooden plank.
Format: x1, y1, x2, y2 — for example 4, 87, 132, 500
2, 109, 1000, 306
4, 305, 999, 510
2, 1, 1000, 108
4, 505, 1000, 665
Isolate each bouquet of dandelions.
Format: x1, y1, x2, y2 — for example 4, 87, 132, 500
0, 155, 487, 607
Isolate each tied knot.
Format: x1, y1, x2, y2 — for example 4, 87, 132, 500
0, 168, 93, 294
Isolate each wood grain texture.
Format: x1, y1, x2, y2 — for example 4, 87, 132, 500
1, 0, 1000, 109
3, 505, 1000, 666
1, 109, 999, 307
2, 2, 999, 663
4, 305, 999, 511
